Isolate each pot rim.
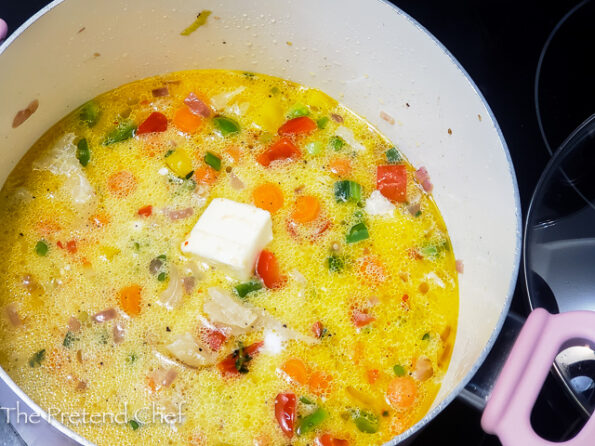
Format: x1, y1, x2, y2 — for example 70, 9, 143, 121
0, 0, 522, 444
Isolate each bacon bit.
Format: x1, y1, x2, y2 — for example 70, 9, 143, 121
407, 248, 423, 260
402, 294, 409, 302
5, 304, 22, 327
182, 276, 196, 294
352, 308, 375, 328
149, 368, 178, 392
415, 167, 433, 193
68, 317, 81, 333
413, 356, 433, 381
151, 87, 170, 97
447, 128, 453, 135
137, 205, 153, 217
331, 113, 344, 123
113, 321, 126, 344
367, 369, 380, 384
164, 207, 194, 220
312, 321, 324, 338
12, 99, 39, 128
407, 202, 421, 217
76, 380, 88, 391
478, 114, 482, 122
380, 111, 395, 125
456, 260, 464, 274
77, 27, 86, 34
184, 92, 211, 117
92, 308, 117, 323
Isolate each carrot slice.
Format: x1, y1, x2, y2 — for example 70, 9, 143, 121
173, 106, 203, 133
291, 195, 320, 223
387, 376, 417, 409
108, 171, 137, 197
309, 371, 333, 396
253, 183, 284, 213
224, 146, 241, 162
280, 358, 309, 385
194, 166, 219, 185
119, 285, 142, 317
328, 158, 352, 177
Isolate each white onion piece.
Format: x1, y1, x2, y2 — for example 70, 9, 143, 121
335, 126, 366, 152
365, 190, 395, 216
289, 269, 307, 287
113, 321, 125, 344
185, 260, 205, 281
413, 356, 434, 381
228, 171, 245, 190
203, 287, 258, 335
158, 265, 184, 310
166, 332, 217, 367
32, 133, 95, 205
253, 308, 317, 346
5, 304, 22, 327
210, 86, 245, 110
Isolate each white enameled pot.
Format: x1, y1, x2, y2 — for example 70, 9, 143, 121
0, 1, 521, 445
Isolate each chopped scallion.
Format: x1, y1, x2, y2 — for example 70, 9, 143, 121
204, 151, 222, 171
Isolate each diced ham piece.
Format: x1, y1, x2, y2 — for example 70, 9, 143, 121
456, 260, 464, 274
152, 87, 169, 97
415, 166, 433, 193
184, 92, 211, 117
164, 207, 194, 220
68, 317, 81, 333
92, 308, 117, 323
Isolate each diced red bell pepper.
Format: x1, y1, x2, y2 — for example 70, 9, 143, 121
57, 240, 77, 254
217, 341, 264, 376
377, 164, 407, 202
316, 434, 350, 446
256, 250, 286, 289
137, 112, 168, 134
352, 308, 375, 328
137, 205, 153, 217
257, 137, 301, 167
201, 327, 227, 352
278, 116, 317, 136
275, 393, 297, 438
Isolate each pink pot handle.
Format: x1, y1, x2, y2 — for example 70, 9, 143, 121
482, 308, 595, 446
0, 18, 7, 41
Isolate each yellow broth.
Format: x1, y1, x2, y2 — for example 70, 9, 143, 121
0, 70, 458, 446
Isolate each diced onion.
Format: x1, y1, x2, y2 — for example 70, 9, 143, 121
158, 265, 184, 310
166, 332, 217, 367
203, 287, 258, 335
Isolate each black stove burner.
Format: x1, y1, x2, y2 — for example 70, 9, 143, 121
535, 0, 595, 156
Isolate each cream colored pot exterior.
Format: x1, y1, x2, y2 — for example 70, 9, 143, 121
0, 1, 521, 445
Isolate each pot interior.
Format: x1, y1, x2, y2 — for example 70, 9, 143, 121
0, 0, 520, 441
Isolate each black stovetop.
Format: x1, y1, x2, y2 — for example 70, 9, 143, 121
1, 1, 592, 445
